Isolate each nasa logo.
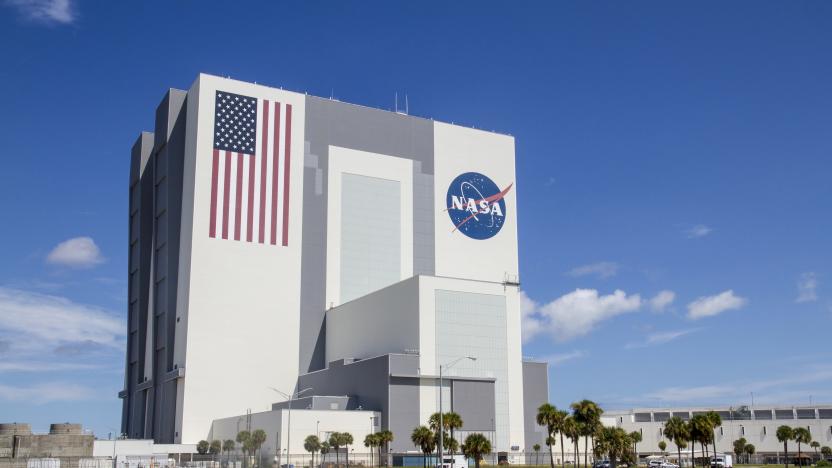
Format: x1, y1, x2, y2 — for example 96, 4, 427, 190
446, 172, 513, 240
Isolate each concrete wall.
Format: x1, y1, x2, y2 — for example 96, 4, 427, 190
325, 278, 420, 364
209, 408, 380, 458
522, 361, 549, 452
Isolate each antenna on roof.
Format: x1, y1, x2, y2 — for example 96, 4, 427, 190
394, 92, 398, 113
405, 94, 409, 114
394, 92, 408, 115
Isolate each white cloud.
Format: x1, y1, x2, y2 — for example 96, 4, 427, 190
543, 350, 585, 366
0, 382, 94, 403
0, 361, 99, 372
687, 290, 747, 320
522, 289, 642, 342
0, 287, 123, 355
46, 237, 105, 268
686, 224, 712, 238
520, 291, 543, 344
642, 364, 832, 406
796, 272, 818, 303
5, 0, 75, 24
567, 262, 619, 279
625, 328, 699, 349
649, 290, 675, 312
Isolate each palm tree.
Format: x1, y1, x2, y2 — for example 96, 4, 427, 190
533, 444, 541, 466
821, 446, 831, 459
595, 427, 632, 468
223, 440, 235, 464
365, 433, 379, 467
555, 410, 569, 468
776, 426, 794, 468
329, 432, 342, 467
376, 430, 394, 467
563, 416, 580, 468
537, 404, 560, 468
412, 426, 435, 468
732, 438, 746, 464
462, 433, 492, 468
689, 415, 711, 468
630, 431, 642, 463
320, 442, 331, 467
793, 428, 811, 467
664, 416, 689, 467
237, 431, 251, 468
339, 433, 354, 467
251, 430, 267, 467
811, 441, 821, 462
705, 412, 722, 464
306, 435, 321, 468
197, 440, 210, 455
572, 400, 604, 468
744, 444, 755, 464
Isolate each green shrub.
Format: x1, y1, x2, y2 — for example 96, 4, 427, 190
816, 460, 832, 467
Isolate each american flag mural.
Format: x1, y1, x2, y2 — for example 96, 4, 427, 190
208, 90, 292, 246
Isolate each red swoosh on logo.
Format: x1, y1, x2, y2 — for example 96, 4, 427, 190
451, 183, 513, 232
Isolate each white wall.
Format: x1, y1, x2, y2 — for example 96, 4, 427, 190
325, 276, 420, 364
432, 122, 518, 284
210, 409, 380, 457
325, 146, 413, 308
418, 276, 525, 453
177, 74, 307, 443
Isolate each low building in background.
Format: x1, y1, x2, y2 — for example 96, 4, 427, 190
0, 423, 92, 468
603, 405, 832, 463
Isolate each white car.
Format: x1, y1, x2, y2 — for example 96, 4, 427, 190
648, 461, 679, 468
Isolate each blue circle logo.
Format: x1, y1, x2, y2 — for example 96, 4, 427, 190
446, 172, 512, 240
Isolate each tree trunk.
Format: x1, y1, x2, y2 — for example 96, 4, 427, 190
584, 437, 589, 468
677, 446, 681, 468
561, 433, 566, 468
691, 440, 695, 468
798, 443, 802, 467
785, 442, 789, 468
549, 442, 555, 468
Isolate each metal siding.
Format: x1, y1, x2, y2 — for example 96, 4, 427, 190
521, 361, 549, 451
451, 380, 496, 432
299, 96, 435, 374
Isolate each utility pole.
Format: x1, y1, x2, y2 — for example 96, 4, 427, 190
438, 356, 476, 468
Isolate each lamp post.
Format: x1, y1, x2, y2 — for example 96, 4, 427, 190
438, 356, 476, 468
269, 386, 313, 468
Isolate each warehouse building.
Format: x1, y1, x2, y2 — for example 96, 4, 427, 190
121, 73, 548, 458
603, 405, 832, 463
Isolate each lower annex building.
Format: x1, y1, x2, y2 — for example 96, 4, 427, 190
120, 74, 549, 459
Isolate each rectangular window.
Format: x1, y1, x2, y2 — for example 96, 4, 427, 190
775, 409, 795, 420
654, 412, 670, 422
635, 413, 652, 422
796, 409, 816, 419
754, 410, 773, 420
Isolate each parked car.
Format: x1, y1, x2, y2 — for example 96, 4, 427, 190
593, 461, 611, 468
710, 455, 733, 468
648, 461, 679, 468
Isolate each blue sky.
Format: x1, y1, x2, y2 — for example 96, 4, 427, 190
0, 1, 830, 437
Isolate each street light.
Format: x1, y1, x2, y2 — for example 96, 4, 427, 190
438, 356, 476, 468
268, 386, 313, 468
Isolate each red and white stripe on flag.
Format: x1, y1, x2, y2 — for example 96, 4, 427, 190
208, 99, 292, 246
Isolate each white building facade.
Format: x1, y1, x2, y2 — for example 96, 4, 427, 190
121, 74, 547, 455
604, 405, 832, 463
